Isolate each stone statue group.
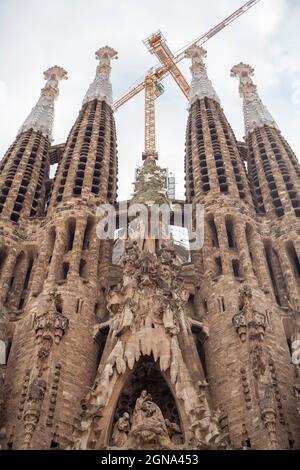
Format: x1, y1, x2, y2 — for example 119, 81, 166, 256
111, 390, 182, 450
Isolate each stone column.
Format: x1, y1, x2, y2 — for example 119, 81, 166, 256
0, 249, 17, 308
234, 218, 254, 280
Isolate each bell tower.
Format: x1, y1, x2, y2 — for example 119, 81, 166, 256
232, 62, 300, 439
184, 46, 300, 449
1, 47, 118, 450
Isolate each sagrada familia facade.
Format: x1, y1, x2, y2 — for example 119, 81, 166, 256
0, 43, 300, 451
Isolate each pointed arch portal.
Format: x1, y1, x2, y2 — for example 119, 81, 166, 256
109, 355, 184, 446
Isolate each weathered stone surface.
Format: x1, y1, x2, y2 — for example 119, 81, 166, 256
0, 45, 299, 451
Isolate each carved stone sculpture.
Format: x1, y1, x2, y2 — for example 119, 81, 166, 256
165, 419, 183, 444
33, 290, 69, 346
126, 390, 174, 450
23, 379, 47, 447
111, 412, 130, 447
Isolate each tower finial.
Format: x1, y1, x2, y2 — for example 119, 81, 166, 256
231, 62, 278, 134
18, 66, 68, 140
230, 62, 256, 96
185, 45, 220, 104
83, 46, 118, 107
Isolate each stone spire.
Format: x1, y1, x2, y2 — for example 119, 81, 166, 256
83, 46, 118, 107
131, 157, 169, 208
185, 45, 220, 105
231, 62, 278, 135
18, 66, 68, 140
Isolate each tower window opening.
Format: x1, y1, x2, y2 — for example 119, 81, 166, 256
95, 326, 109, 373
79, 259, 88, 279
192, 325, 208, 380
23, 258, 33, 291
48, 227, 56, 263
10, 212, 20, 222
287, 242, 300, 278
0, 248, 7, 276
220, 183, 229, 193
208, 217, 219, 248
82, 218, 94, 250
287, 338, 293, 357
62, 262, 69, 280
66, 220, 76, 252
226, 218, 235, 248
232, 259, 240, 278
215, 257, 223, 276
264, 242, 281, 305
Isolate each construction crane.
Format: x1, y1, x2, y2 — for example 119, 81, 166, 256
114, 0, 261, 159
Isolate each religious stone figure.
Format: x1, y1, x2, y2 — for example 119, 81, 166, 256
165, 419, 182, 444
23, 378, 47, 447
131, 390, 148, 425
126, 390, 174, 449
111, 412, 131, 447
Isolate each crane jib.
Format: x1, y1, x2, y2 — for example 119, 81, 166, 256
113, 0, 262, 108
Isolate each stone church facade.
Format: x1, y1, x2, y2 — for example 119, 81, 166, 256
0, 44, 299, 450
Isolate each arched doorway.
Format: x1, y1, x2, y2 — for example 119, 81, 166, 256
110, 355, 184, 446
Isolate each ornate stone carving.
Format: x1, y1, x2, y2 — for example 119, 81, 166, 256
125, 390, 174, 450
234, 286, 279, 448
250, 344, 266, 378
111, 412, 130, 447
268, 358, 285, 425
259, 387, 277, 449
233, 312, 247, 342
23, 378, 47, 447
233, 286, 266, 342
185, 46, 220, 105
108, 356, 183, 449
46, 364, 61, 427
75, 237, 224, 449
83, 46, 117, 107
33, 290, 69, 345
285, 297, 300, 419
240, 368, 252, 410
165, 419, 183, 445
294, 368, 300, 419
18, 290, 67, 446
0, 306, 9, 427
231, 63, 278, 135
18, 369, 31, 420
18, 66, 68, 140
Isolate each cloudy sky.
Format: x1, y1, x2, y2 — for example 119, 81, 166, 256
0, 0, 299, 200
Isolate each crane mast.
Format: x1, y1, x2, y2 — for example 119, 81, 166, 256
143, 75, 164, 160
113, 0, 262, 159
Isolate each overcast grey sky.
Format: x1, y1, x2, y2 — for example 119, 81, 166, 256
0, 0, 299, 200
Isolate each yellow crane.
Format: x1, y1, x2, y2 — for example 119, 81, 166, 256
114, 0, 261, 159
